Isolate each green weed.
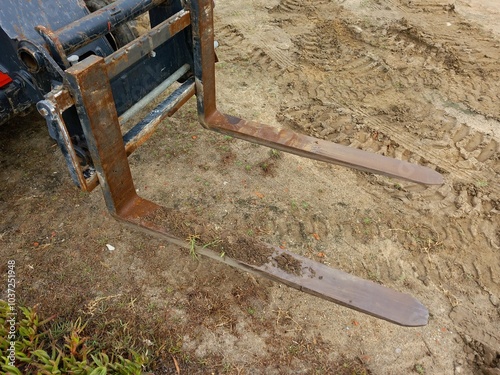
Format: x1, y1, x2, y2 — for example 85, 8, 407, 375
0, 300, 147, 374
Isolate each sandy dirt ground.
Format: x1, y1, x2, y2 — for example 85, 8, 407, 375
1, 0, 499, 374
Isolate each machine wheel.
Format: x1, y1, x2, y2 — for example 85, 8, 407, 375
84, 0, 139, 49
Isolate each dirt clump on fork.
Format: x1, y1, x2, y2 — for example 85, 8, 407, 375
140, 206, 303, 275
273, 252, 303, 276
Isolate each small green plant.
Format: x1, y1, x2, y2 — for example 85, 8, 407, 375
269, 149, 282, 159
415, 363, 426, 374
147, 302, 157, 313
367, 270, 380, 283
394, 81, 405, 90
187, 234, 200, 260
259, 162, 270, 172
202, 238, 222, 249
0, 300, 148, 374
288, 344, 300, 355
222, 361, 233, 372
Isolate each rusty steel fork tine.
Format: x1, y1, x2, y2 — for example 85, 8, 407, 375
208, 112, 443, 185
125, 205, 430, 327
190, 0, 443, 185
66, 55, 138, 216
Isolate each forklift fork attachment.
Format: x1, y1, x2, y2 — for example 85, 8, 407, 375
38, 0, 443, 327
190, 0, 442, 186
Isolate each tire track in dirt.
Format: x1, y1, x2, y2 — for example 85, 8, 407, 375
279, 85, 500, 216
335, 0, 500, 120
216, 1, 500, 370
271, 0, 304, 13
218, 0, 500, 272
273, 6, 500, 204
267, 0, 500, 363
278, 100, 499, 202
276, 43, 500, 318
383, 21, 500, 119
216, 12, 297, 71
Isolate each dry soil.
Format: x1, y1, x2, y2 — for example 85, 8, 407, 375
1, 0, 499, 374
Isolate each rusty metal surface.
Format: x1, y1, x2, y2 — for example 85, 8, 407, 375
105, 9, 191, 78
117, 200, 428, 327
36, 25, 71, 68
249, 247, 429, 326
66, 55, 137, 214
36, 88, 96, 191
48, 87, 74, 112
123, 77, 196, 155
190, 0, 217, 124
208, 112, 443, 184
36, 0, 444, 326
56, 0, 167, 56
